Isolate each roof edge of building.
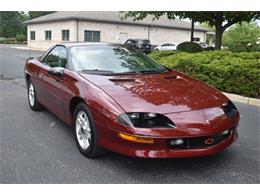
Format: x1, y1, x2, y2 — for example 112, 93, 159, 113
24, 18, 208, 32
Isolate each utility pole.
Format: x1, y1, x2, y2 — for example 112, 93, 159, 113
190, 19, 194, 42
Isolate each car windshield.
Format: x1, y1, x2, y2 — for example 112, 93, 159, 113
69, 45, 167, 75
138, 40, 150, 44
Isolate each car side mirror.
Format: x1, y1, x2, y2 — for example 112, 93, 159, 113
47, 67, 65, 77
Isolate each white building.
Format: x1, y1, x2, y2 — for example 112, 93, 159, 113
24, 11, 209, 50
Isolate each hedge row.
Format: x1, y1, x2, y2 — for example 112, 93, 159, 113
0, 35, 26, 44
149, 51, 260, 98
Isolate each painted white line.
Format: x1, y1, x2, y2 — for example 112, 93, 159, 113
12, 46, 30, 50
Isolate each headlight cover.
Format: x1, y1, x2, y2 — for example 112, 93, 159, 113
222, 100, 238, 118
117, 112, 176, 129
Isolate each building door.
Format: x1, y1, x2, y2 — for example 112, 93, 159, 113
119, 32, 128, 44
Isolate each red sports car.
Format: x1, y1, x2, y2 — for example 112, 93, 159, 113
24, 42, 240, 158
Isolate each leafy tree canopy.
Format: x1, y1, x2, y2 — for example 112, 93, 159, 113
0, 11, 55, 38
0, 11, 26, 38
222, 22, 260, 52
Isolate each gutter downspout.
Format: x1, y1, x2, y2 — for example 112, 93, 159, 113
76, 19, 79, 42
148, 25, 151, 40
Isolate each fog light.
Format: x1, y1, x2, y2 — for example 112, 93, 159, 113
170, 138, 184, 146
222, 130, 230, 136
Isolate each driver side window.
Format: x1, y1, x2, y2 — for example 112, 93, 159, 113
43, 46, 67, 68
126, 40, 134, 45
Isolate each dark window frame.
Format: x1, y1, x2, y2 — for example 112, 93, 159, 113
193, 37, 200, 42
62, 30, 70, 41
30, 31, 35, 40
84, 30, 101, 42
45, 30, 52, 41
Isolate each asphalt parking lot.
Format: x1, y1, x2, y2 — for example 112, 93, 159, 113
0, 44, 259, 183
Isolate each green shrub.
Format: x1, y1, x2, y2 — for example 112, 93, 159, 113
203, 46, 215, 51
15, 35, 26, 43
0, 37, 6, 43
249, 44, 260, 52
177, 42, 202, 53
2, 38, 15, 44
149, 51, 260, 98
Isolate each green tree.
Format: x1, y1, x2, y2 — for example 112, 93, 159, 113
123, 11, 260, 50
0, 11, 26, 38
222, 22, 260, 52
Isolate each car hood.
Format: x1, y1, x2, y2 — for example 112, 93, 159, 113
79, 70, 228, 114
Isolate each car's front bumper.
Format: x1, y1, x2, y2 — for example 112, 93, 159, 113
97, 123, 238, 158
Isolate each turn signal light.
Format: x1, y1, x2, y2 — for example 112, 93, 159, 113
118, 133, 154, 144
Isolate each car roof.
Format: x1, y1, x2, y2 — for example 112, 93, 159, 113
128, 39, 149, 41
163, 42, 176, 44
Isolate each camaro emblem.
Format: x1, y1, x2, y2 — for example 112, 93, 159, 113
204, 138, 214, 145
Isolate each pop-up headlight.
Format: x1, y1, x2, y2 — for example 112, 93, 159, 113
117, 112, 176, 129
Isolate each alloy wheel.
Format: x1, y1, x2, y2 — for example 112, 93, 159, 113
75, 110, 92, 150
28, 83, 35, 106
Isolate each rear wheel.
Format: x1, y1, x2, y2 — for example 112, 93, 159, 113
27, 79, 44, 111
74, 103, 104, 158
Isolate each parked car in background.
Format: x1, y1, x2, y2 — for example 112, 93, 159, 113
124, 39, 152, 54
199, 42, 209, 48
24, 42, 240, 159
154, 43, 177, 51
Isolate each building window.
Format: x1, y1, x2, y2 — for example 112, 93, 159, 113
84, 30, 100, 42
62, 30, 70, 41
45, 31, 52, 40
30, 31, 35, 40
193, 37, 200, 42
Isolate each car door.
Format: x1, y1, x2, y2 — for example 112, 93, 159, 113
160, 43, 167, 51
38, 46, 68, 120
168, 43, 176, 50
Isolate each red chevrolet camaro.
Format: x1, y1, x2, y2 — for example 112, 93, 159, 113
24, 42, 240, 158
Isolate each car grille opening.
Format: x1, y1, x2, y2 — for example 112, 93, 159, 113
168, 128, 235, 149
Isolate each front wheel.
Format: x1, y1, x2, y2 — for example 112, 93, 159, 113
74, 103, 104, 158
27, 79, 44, 111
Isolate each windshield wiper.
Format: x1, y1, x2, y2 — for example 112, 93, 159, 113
80, 69, 142, 76
80, 69, 115, 74
112, 71, 142, 75
80, 69, 167, 76
139, 69, 168, 74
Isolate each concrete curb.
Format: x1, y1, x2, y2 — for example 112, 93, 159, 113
223, 92, 260, 107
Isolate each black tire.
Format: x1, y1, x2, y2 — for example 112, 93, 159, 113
27, 79, 44, 111
73, 102, 104, 158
